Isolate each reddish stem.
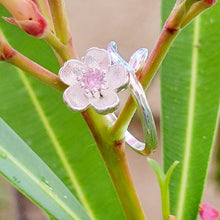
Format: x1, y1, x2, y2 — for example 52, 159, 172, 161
7, 51, 67, 91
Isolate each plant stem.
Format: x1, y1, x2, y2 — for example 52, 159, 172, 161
6, 46, 146, 219
162, 186, 170, 220
7, 51, 67, 91
36, 0, 55, 31
47, 0, 71, 44
102, 140, 146, 220
4, 10, 180, 218
44, 0, 77, 61
82, 108, 146, 220
111, 0, 216, 140
44, 31, 77, 62
111, 24, 180, 140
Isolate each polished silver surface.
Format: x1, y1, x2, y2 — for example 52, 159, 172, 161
107, 41, 158, 155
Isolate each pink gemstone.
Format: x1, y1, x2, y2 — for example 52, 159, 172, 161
127, 138, 137, 145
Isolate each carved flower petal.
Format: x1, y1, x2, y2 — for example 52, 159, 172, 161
107, 64, 129, 91
90, 91, 119, 114
129, 48, 148, 72
84, 47, 111, 71
59, 60, 84, 86
63, 85, 89, 111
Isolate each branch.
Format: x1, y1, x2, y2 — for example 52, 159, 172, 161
7, 50, 67, 91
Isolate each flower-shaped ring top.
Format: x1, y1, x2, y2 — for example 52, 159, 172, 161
59, 47, 129, 114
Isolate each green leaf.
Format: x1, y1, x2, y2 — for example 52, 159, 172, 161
147, 158, 166, 189
0, 118, 91, 220
0, 5, 124, 220
161, 1, 220, 220
148, 158, 179, 220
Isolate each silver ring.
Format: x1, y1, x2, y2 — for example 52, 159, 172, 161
107, 41, 158, 156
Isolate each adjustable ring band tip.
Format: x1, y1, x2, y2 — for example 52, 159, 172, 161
107, 41, 158, 156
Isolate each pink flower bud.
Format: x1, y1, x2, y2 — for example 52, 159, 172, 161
199, 203, 220, 220
180, 0, 217, 28
0, 0, 48, 38
0, 31, 15, 61
204, 0, 217, 6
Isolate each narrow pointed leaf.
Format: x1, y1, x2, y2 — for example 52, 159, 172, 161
164, 161, 179, 194
148, 158, 179, 220
161, 1, 220, 220
0, 118, 91, 220
148, 158, 166, 188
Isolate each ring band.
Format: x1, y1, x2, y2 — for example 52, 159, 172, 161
107, 41, 158, 156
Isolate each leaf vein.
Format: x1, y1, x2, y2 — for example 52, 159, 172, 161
0, 144, 80, 220
17, 69, 96, 220
176, 17, 200, 220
